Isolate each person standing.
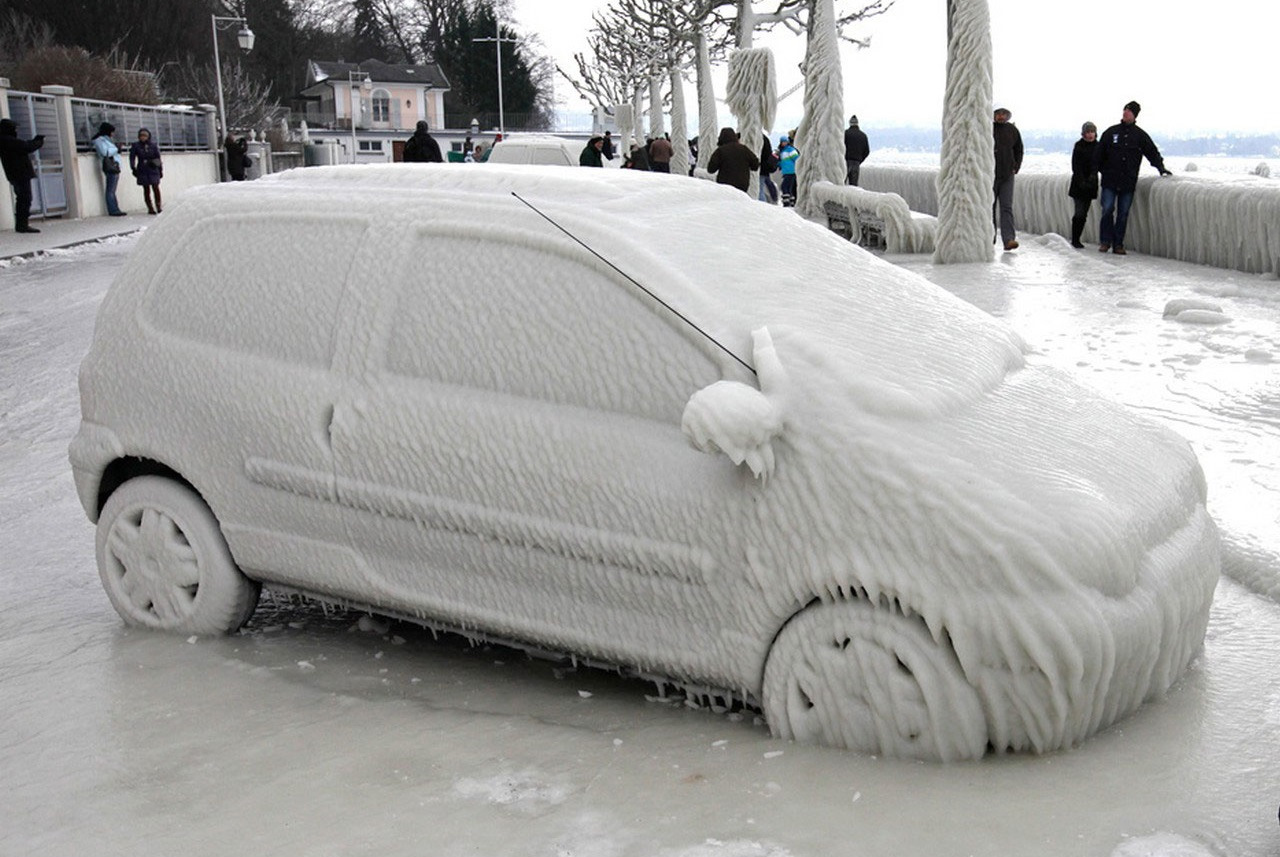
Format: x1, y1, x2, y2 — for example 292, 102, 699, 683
224, 134, 250, 181
1094, 100, 1172, 255
91, 123, 127, 217
706, 128, 759, 193
0, 118, 45, 234
129, 128, 164, 215
403, 120, 443, 163
843, 115, 870, 185
649, 134, 674, 173
759, 132, 779, 204
1068, 121, 1099, 249
777, 134, 799, 207
992, 107, 1023, 251
624, 139, 651, 171
602, 130, 615, 161
579, 136, 605, 167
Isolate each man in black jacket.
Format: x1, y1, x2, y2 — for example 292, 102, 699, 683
402, 120, 443, 163
992, 107, 1023, 251
843, 115, 870, 186
0, 118, 45, 233
706, 127, 759, 193
1093, 100, 1171, 255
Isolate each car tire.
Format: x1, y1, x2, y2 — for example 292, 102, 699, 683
96, 476, 260, 634
761, 598, 987, 762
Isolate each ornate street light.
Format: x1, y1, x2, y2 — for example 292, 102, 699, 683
211, 15, 255, 148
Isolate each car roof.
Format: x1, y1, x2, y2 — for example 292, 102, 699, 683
180, 165, 1026, 412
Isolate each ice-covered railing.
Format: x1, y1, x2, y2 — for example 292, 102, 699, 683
861, 165, 1280, 274
809, 181, 937, 254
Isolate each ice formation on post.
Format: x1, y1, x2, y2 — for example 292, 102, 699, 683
75, 164, 1221, 763
935, 0, 995, 264
726, 47, 776, 200
794, 0, 847, 220
648, 74, 665, 140
669, 68, 691, 178
694, 32, 718, 171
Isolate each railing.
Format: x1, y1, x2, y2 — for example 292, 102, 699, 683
70, 97, 211, 152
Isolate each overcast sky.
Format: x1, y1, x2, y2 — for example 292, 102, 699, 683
508, 0, 1279, 137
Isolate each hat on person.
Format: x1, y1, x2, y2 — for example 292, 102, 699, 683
1124, 100, 1141, 117
994, 107, 1011, 118
1082, 121, 1097, 135
849, 115, 859, 125
779, 134, 790, 143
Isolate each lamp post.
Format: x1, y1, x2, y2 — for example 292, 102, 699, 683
211, 15, 255, 150
348, 70, 373, 164
473, 19, 518, 137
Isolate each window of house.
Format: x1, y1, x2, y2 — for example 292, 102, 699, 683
372, 90, 391, 122
358, 140, 383, 152
384, 233, 718, 423
145, 215, 368, 368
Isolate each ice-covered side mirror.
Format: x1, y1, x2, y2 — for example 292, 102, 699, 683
681, 327, 787, 480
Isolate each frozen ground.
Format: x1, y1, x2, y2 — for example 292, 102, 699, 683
2, 231, 1278, 857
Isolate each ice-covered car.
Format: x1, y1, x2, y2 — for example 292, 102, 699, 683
485, 134, 582, 167
71, 164, 1219, 761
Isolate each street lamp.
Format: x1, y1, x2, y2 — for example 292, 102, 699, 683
348, 70, 373, 164
473, 19, 518, 137
211, 15, 255, 149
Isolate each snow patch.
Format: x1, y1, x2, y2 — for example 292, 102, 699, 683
453, 770, 571, 812
1173, 310, 1230, 325
658, 839, 793, 857
1109, 832, 1218, 857
1244, 349, 1273, 363
1163, 299, 1223, 317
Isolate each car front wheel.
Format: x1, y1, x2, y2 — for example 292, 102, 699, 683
761, 598, 987, 762
96, 475, 259, 634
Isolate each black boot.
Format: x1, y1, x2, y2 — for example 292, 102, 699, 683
1070, 215, 1086, 249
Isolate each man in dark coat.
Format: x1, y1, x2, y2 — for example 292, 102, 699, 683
992, 107, 1024, 251
601, 130, 615, 161
706, 128, 759, 193
403, 120, 443, 163
579, 136, 604, 167
0, 118, 45, 233
1093, 100, 1171, 255
1068, 121, 1099, 248
843, 115, 870, 186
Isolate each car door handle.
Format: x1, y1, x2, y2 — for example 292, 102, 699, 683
318, 403, 335, 450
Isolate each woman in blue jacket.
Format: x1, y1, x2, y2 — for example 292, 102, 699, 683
129, 128, 164, 214
91, 123, 126, 217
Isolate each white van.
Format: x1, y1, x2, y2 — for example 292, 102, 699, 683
70, 163, 1218, 761
485, 134, 582, 166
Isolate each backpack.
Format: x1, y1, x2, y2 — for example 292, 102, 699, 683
764, 150, 779, 175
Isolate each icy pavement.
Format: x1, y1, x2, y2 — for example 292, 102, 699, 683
2, 232, 1278, 857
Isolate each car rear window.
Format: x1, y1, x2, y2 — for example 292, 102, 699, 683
144, 214, 368, 368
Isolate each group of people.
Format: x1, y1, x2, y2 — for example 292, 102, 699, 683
2, 117, 163, 232
995, 100, 1171, 255
578, 130, 678, 172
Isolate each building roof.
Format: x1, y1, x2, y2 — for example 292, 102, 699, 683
305, 59, 450, 91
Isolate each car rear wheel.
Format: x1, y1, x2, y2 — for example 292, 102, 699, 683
761, 599, 987, 762
96, 476, 259, 634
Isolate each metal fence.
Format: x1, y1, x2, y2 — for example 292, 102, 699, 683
70, 97, 211, 152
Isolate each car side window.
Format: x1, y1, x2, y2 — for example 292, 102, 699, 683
384, 233, 719, 422
531, 147, 570, 166
145, 215, 367, 368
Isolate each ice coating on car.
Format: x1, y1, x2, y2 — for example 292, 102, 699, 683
75, 164, 1220, 761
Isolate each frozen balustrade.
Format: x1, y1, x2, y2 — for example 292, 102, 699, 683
861, 165, 1280, 275
809, 181, 937, 254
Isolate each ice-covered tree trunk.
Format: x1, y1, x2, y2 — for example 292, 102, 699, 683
695, 31, 718, 171
615, 103, 636, 156
669, 67, 690, 177
726, 48, 776, 199
794, 0, 846, 219
934, 0, 994, 264
649, 72, 665, 140
632, 88, 646, 150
